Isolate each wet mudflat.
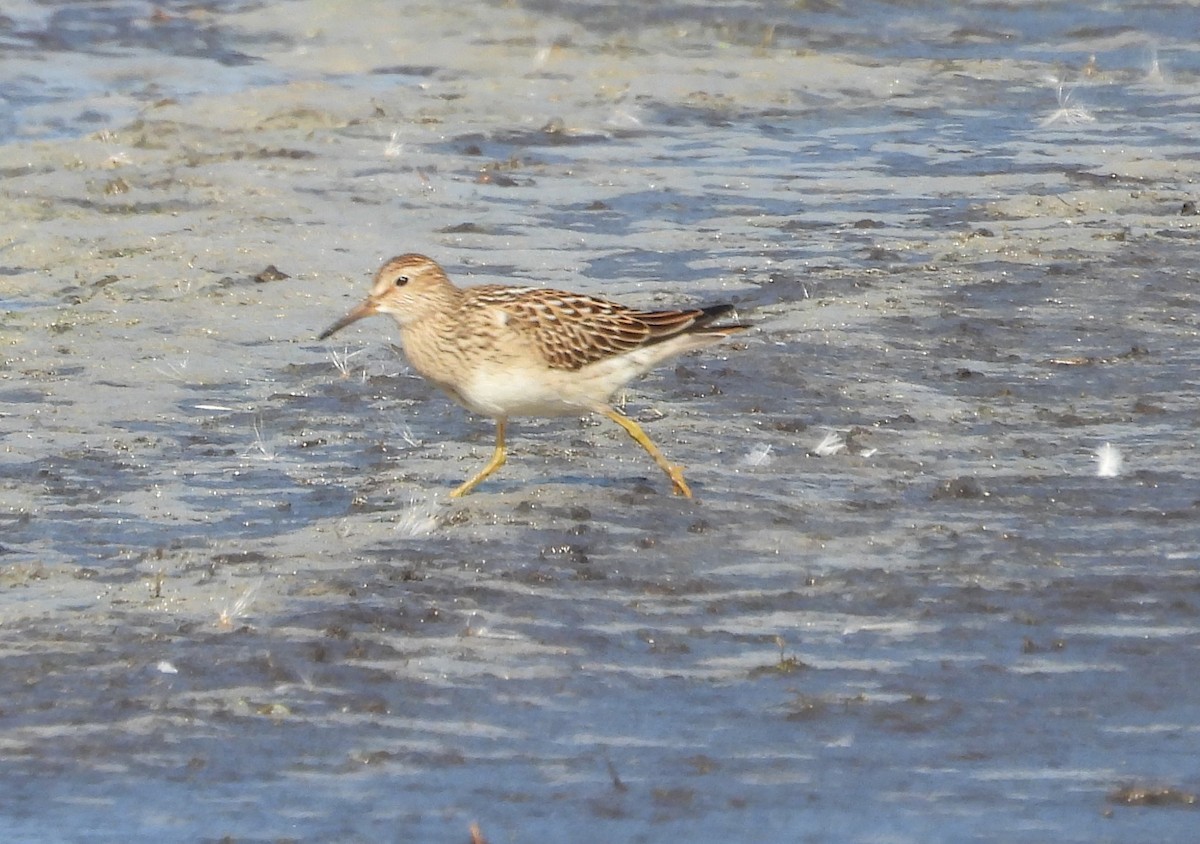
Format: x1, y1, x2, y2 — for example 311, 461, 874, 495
1, 1, 1199, 841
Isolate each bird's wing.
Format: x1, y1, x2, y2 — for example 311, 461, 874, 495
476, 287, 709, 371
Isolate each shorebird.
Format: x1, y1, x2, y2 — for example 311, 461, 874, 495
319, 254, 747, 498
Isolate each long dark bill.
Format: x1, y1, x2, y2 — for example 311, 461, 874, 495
318, 299, 377, 340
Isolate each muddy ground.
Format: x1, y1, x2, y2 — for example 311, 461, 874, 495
1, 1, 1199, 841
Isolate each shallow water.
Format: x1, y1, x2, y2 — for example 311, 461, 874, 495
2, 1, 1200, 842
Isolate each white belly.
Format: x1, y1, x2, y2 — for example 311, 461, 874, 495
454, 367, 593, 418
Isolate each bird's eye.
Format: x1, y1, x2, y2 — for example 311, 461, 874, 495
395, 275, 409, 287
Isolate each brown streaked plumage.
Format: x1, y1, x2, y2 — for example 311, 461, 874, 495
319, 254, 748, 498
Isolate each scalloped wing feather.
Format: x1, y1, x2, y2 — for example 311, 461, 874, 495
476, 287, 718, 371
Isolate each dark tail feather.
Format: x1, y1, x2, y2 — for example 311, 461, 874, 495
692, 303, 750, 334
635, 303, 750, 347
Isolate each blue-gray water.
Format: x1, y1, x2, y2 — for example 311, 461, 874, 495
2, 1, 1199, 842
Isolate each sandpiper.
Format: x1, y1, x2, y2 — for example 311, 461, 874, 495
319, 254, 747, 498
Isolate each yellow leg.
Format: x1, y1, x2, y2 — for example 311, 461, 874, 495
598, 407, 692, 498
450, 418, 507, 498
